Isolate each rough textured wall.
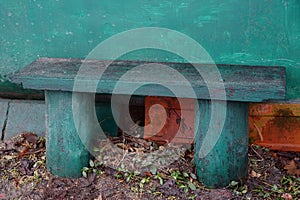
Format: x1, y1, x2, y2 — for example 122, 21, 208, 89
0, 0, 299, 99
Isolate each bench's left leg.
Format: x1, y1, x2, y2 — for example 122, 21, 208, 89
45, 91, 92, 178
194, 100, 248, 188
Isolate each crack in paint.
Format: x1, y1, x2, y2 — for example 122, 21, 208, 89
1, 101, 10, 140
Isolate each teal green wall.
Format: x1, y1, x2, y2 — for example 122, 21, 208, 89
1, 0, 299, 99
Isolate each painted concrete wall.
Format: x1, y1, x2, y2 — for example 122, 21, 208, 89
0, 99, 45, 139
0, 0, 299, 99
0, 98, 120, 140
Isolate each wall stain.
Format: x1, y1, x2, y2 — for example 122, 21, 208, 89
267, 108, 300, 133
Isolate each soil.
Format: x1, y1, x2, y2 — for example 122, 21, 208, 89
0, 133, 299, 200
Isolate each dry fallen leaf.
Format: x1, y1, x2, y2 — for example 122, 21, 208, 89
18, 147, 29, 159
284, 160, 300, 176
250, 170, 261, 178
281, 193, 293, 200
116, 143, 128, 150
3, 155, 16, 160
0, 193, 5, 199
23, 132, 38, 144
94, 195, 102, 200
144, 171, 152, 177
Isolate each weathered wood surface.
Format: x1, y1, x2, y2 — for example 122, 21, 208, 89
45, 91, 91, 177
194, 100, 248, 187
11, 57, 286, 186
12, 58, 286, 102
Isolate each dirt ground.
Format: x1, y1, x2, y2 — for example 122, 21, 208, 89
0, 133, 299, 200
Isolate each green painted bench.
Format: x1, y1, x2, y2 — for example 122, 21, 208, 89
11, 58, 286, 188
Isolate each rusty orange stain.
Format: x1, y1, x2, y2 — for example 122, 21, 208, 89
249, 102, 300, 116
249, 103, 300, 152
144, 99, 300, 151
144, 96, 194, 144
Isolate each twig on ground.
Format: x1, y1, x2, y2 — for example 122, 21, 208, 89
250, 144, 264, 162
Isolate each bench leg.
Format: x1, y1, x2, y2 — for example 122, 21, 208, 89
194, 100, 248, 188
45, 91, 91, 178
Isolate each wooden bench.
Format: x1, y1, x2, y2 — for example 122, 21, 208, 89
11, 58, 286, 188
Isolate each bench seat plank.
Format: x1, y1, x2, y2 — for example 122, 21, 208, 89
12, 58, 286, 102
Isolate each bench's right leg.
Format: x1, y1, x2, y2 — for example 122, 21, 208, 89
194, 100, 248, 188
45, 91, 91, 178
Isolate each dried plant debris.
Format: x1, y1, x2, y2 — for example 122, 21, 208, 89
245, 145, 300, 199
93, 132, 189, 174
0, 133, 101, 199
1, 133, 300, 199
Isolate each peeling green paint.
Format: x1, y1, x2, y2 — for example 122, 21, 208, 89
194, 100, 248, 187
0, 0, 300, 99
45, 90, 91, 178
